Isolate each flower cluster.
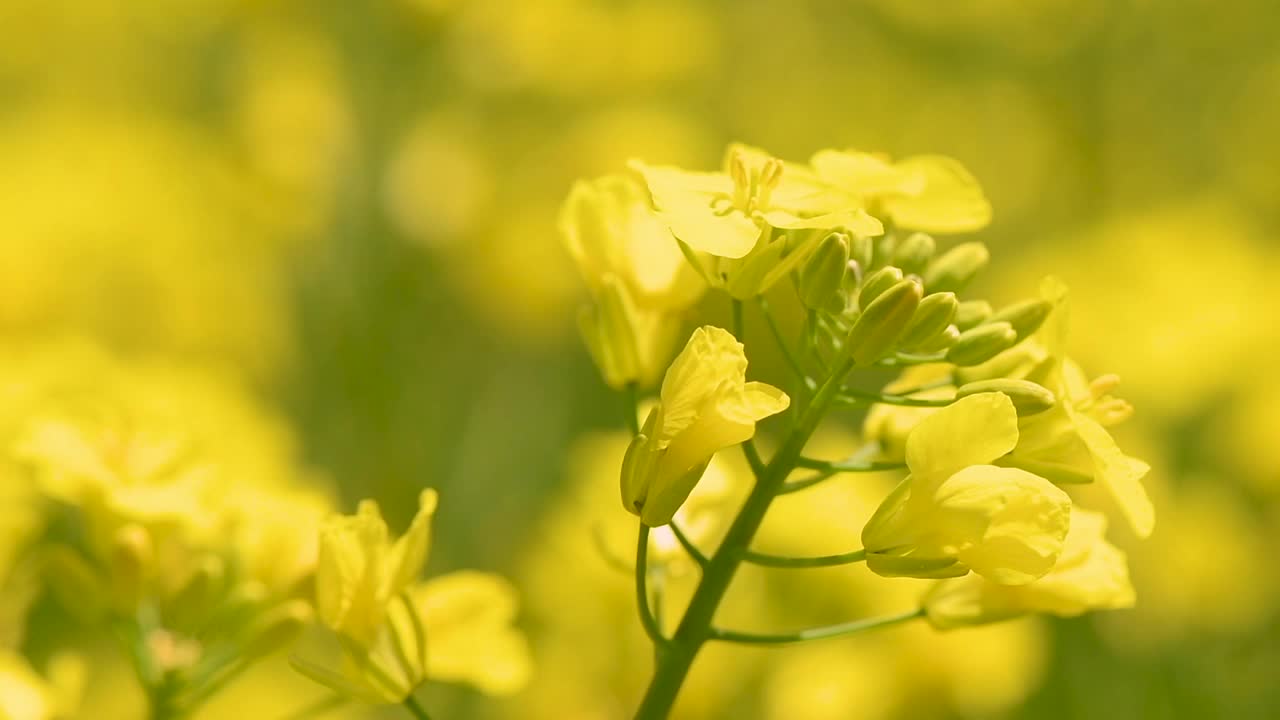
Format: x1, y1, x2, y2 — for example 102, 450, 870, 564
560, 143, 1151, 718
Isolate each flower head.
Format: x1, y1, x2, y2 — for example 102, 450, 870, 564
862, 392, 1071, 584
621, 326, 788, 526
631, 145, 882, 298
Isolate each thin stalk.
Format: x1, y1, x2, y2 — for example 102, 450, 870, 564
742, 547, 865, 568
839, 387, 953, 408
795, 457, 906, 473
632, 364, 850, 720
757, 297, 813, 389
402, 694, 433, 720
666, 521, 708, 568
708, 608, 924, 645
635, 525, 668, 647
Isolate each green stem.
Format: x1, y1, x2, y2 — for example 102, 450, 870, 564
742, 547, 866, 568
708, 608, 924, 645
757, 297, 812, 388
839, 387, 953, 407
635, 524, 668, 647
402, 694, 433, 720
632, 366, 849, 720
666, 521, 708, 568
795, 457, 906, 473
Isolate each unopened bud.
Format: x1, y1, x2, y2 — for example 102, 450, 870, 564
923, 242, 989, 293
846, 279, 923, 365
989, 298, 1052, 339
916, 323, 961, 353
799, 233, 850, 309
892, 232, 936, 275
578, 276, 640, 389
244, 600, 314, 660
900, 292, 958, 350
947, 321, 1018, 366
956, 379, 1057, 416
849, 234, 874, 271
858, 266, 904, 308
170, 556, 227, 628
954, 300, 993, 330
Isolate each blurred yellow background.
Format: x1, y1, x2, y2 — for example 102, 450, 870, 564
2, 1, 1278, 718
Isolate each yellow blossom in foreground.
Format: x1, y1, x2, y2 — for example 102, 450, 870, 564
621, 326, 788, 526
631, 145, 881, 298
862, 393, 1071, 584
810, 149, 991, 233
295, 491, 530, 704
924, 507, 1134, 629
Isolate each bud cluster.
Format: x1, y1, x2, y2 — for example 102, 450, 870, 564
797, 231, 1052, 368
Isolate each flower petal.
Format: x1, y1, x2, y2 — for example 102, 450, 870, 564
905, 392, 1019, 481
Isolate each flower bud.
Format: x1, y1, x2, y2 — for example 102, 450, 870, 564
846, 278, 923, 366
899, 292, 958, 351
954, 299, 993, 330
798, 232, 850, 310
956, 379, 1056, 416
892, 232, 936, 276
916, 323, 961, 353
858, 266, 904, 308
947, 321, 1018, 366
577, 276, 640, 389
849, 234, 874, 272
989, 298, 1053, 339
922, 242, 989, 293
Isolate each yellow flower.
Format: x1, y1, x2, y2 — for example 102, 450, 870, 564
296, 491, 530, 704
560, 174, 705, 388
862, 393, 1071, 584
561, 174, 704, 312
810, 149, 991, 233
962, 279, 1155, 538
924, 508, 1134, 629
630, 144, 881, 298
621, 326, 788, 526
315, 490, 437, 647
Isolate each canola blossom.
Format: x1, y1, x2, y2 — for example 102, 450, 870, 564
560, 142, 1153, 720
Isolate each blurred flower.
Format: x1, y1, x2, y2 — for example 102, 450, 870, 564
561, 173, 705, 389
621, 326, 788, 526
862, 392, 1072, 584
295, 491, 529, 703
811, 150, 991, 233
0, 651, 83, 720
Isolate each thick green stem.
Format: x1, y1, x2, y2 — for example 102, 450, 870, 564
632, 367, 848, 720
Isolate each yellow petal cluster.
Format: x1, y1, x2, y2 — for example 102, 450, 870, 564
630, 144, 882, 299
621, 326, 788, 526
862, 393, 1072, 584
924, 508, 1134, 629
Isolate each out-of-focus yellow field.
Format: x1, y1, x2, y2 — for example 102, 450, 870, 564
2, 2, 1277, 719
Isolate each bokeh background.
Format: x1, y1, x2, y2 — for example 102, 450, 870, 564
3, 0, 1279, 718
